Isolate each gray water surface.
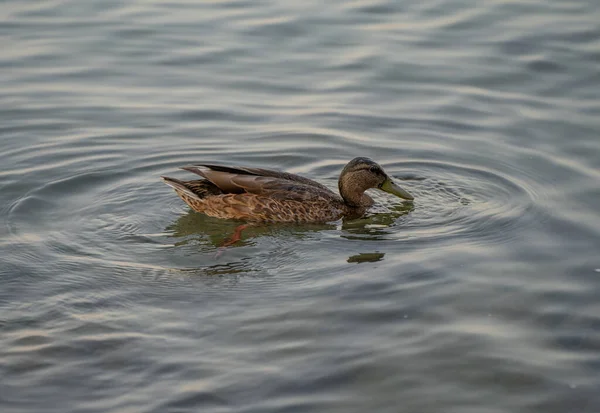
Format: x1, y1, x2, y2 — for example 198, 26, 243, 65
2, 0, 600, 412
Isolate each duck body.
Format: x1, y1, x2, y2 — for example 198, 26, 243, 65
162, 157, 413, 223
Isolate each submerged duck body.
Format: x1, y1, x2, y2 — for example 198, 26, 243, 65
162, 157, 413, 223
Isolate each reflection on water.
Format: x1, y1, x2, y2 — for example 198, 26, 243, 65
168, 200, 414, 244
340, 200, 415, 239
167, 200, 412, 265
347, 252, 385, 264
166, 209, 336, 247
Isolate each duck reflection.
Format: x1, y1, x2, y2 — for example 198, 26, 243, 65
165, 209, 335, 247
166, 201, 413, 264
347, 252, 385, 264
340, 201, 414, 239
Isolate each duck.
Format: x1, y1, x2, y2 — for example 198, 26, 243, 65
162, 157, 413, 224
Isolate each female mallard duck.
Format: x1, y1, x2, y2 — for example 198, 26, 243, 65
162, 157, 413, 223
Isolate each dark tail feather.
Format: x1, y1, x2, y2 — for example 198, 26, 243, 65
161, 176, 222, 200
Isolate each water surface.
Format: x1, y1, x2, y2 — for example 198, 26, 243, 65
1, 0, 600, 412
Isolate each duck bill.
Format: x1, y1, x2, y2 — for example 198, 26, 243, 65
380, 177, 414, 200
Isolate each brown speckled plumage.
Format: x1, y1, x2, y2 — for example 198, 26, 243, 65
162, 157, 413, 223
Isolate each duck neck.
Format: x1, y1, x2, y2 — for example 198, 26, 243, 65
339, 180, 373, 208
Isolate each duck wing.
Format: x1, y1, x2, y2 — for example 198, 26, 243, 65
181, 164, 337, 202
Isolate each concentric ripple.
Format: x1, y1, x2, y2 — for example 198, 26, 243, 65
392, 160, 538, 246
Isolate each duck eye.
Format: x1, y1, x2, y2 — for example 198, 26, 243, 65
369, 166, 379, 174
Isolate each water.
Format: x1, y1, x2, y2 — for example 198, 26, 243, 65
1, 0, 600, 412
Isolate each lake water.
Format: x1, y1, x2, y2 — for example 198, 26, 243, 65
1, 0, 600, 412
